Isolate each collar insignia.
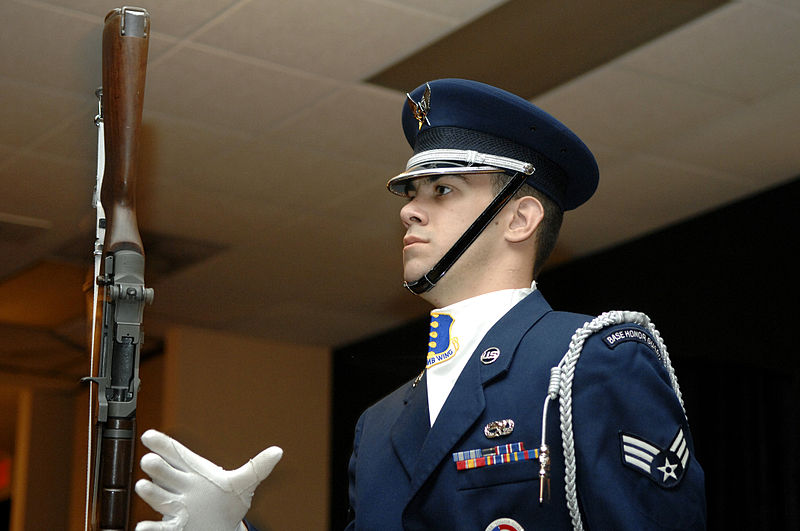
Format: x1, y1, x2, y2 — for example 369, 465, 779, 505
619, 427, 690, 488
480, 347, 501, 364
411, 369, 424, 388
406, 82, 431, 130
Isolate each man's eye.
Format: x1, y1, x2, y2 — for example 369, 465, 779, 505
435, 185, 452, 196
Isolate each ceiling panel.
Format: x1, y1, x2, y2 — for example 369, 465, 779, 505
144, 45, 341, 137
0, 1, 100, 96
261, 83, 410, 168
0, 153, 89, 225
135, 110, 252, 193
643, 81, 800, 183
191, 0, 461, 81
600, 154, 757, 221
399, 0, 507, 19
0, 0, 798, 369
38, 0, 244, 39
617, 1, 800, 101
25, 110, 98, 167
369, 0, 729, 98
556, 160, 755, 259
533, 66, 744, 152
139, 176, 296, 245
145, 226, 409, 342
0, 80, 86, 149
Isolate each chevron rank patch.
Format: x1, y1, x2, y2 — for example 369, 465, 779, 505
619, 427, 690, 488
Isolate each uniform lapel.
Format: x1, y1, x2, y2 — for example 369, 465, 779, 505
390, 371, 431, 478
406, 290, 553, 496
409, 346, 485, 493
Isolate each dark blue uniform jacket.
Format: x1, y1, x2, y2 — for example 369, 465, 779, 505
345, 290, 706, 530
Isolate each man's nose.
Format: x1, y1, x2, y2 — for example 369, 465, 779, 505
400, 199, 427, 228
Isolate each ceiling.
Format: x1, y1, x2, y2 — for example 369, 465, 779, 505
1, 0, 799, 395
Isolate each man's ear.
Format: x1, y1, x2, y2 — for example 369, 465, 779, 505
505, 196, 544, 243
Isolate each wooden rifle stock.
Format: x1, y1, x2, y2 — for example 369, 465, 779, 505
101, 7, 148, 254
90, 7, 151, 531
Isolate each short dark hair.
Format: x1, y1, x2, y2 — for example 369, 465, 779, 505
491, 173, 563, 277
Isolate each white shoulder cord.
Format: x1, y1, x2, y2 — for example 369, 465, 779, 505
539, 311, 686, 531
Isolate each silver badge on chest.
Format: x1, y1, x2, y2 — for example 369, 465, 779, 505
484, 419, 515, 438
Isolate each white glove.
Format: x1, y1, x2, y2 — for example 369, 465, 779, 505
135, 429, 283, 531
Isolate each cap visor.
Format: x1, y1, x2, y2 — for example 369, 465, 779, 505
387, 165, 502, 196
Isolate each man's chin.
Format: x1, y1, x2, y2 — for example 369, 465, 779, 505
402, 261, 430, 284
403, 274, 420, 284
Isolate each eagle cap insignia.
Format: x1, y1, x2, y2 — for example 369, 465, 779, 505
406, 82, 431, 130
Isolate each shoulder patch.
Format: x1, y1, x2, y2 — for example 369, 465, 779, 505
602, 327, 659, 354
619, 427, 690, 488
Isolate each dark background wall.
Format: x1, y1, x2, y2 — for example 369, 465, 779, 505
331, 176, 800, 530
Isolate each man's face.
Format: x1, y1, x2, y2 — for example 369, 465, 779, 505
399, 174, 499, 289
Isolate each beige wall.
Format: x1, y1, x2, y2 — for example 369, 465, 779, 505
4, 324, 330, 531
158, 325, 331, 531
10, 387, 74, 530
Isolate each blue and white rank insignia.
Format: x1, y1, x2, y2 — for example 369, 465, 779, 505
620, 427, 690, 488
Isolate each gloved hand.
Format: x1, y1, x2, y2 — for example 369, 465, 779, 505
134, 429, 283, 531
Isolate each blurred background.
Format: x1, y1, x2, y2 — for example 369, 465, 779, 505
0, 0, 798, 529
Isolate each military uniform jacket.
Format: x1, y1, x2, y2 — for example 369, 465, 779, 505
345, 290, 706, 530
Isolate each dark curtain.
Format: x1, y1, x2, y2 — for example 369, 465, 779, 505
0, 499, 8, 531
330, 176, 800, 530
680, 359, 799, 529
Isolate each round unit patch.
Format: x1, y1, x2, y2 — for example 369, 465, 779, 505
485, 517, 524, 531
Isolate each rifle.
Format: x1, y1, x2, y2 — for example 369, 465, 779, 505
84, 7, 152, 530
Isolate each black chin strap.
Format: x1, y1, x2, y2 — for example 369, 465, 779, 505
404, 171, 530, 295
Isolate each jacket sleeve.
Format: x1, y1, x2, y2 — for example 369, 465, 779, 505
344, 412, 365, 531
570, 324, 706, 530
